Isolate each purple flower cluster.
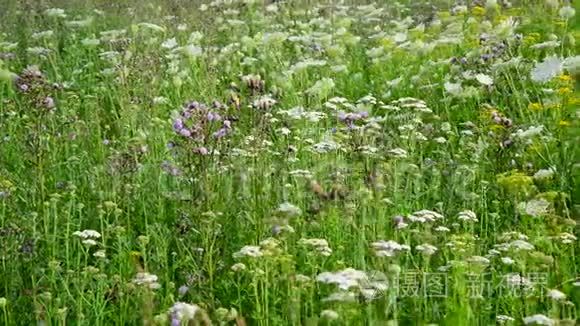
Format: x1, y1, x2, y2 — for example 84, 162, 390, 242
13, 65, 57, 111
171, 100, 233, 155
451, 35, 516, 68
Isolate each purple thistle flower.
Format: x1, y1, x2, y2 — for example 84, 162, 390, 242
179, 128, 192, 137
173, 118, 184, 131
213, 128, 227, 138
43, 96, 55, 109
206, 111, 221, 122
194, 147, 208, 155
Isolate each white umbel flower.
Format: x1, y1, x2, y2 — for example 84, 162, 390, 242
73, 229, 102, 239
457, 210, 478, 222
523, 314, 554, 325
161, 38, 178, 49
45, 8, 66, 18
531, 56, 562, 83
277, 202, 302, 217
299, 238, 332, 256
132, 272, 161, 289
497, 315, 514, 324
169, 302, 201, 323
416, 243, 438, 255
371, 240, 410, 257
475, 73, 494, 86
233, 245, 263, 258
546, 289, 566, 301
533, 168, 555, 180
320, 309, 339, 320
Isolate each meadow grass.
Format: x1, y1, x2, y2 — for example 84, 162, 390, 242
0, 0, 579, 325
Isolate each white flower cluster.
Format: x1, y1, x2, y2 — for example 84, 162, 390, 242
371, 240, 410, 257
298, 238, 332, 256
168, 302, 203, 324
457, 210, 478, 222
408, 210, 444, 223
73, 229, 102, 247
132, 272, 161, 290
317, 268, 389, 301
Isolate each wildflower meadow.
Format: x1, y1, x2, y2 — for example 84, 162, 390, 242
0, 0, 579, 325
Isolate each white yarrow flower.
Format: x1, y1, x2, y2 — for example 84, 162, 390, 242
320, 309, 339, 320
371, 240, 410, 257
533, 168, 555, 180
277, 202, 302, 217
444, 81, 463, 96
45, 8, 66, 18
73, 229, 102, 239
132, 272, 161, 289
546, 289, 566, 301
475, 73, 493, 86
523, 314, 554, 325
233, 245, 263, 258
457, 210, 478, 222
169, 302, 201, 323
161, 38, 178, 49
416, 243, 438, 255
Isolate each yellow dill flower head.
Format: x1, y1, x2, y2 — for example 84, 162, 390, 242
489, 124, 505, 132
557, 74, 572, 83
496, 171, 536, 197
494, 15, 509, 24
523, 33, 540, 45
438, 11, 451, 20
569, 97, 580, 106
379, 38, 393, 48
528, 102, 543, 111
557, 87, 572, 95
0, 177, 15, 191
554, 21, 567, 28
505, 8, 522, 16
472, 6, 486, 16
558, 120, 571, 126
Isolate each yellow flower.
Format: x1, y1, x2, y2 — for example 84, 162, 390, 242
528, 102, 543, 111
557, 74, 572, 83
544, 102, 561, 110
0, 177, 15, 191
494, 15, 509, 24
558, 120, 571, 127
523, 33, 540, 45
438, 11, 451, 20
489, 124, 505, 132
557, 87, 572, 95
472, 6, 486, 16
